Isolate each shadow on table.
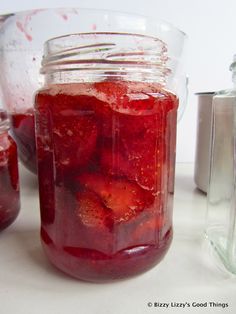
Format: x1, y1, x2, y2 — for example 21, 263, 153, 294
14, 229, 123, 287
19, 164, 38, 192
14, 229, 84, 284
175, 173, 207, 198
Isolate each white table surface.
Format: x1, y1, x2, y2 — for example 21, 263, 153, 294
0, 163, 236, 314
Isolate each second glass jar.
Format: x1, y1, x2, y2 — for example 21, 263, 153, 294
0, 110, 20, 231
35, 32, 180, 281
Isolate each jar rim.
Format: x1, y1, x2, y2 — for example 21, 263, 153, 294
0, 8, 186, 58
0, 7, 186, 38
42, 32, 168, 66
41, 31, 170, 84
44, 31, 166, 48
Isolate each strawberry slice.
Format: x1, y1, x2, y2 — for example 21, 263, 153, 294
93, 81, 128, 109
94, 80, 178, 113
100, 131, 164, 193
75, 190, 113, 229
118, 113, 161, 138
46, 91, 114, 139
36, 92, 99, 174
53, 114, 98, 172
77, 173, 154, 223
122, 135, 164, 192
96, 87, 176, 193
93, 81, 159, 139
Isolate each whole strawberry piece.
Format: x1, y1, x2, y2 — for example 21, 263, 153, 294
77, 173, 154, 223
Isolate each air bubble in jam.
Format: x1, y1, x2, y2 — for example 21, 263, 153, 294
35, 80, 178, 281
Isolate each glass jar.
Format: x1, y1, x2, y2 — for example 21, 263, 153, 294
206, 56, 236, 274
0, 110, 20, 231
35, 31, 185, 282
0, 8, 186, 175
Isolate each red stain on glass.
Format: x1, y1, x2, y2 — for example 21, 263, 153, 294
92, 24, 97, 31
16, 21, 32, 41
15, 9, 44, 42
61, 14, 68, 21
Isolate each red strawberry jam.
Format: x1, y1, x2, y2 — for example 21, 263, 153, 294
0, 116, 20, 231
9, 109, 37, 174
35, 81, 178, 281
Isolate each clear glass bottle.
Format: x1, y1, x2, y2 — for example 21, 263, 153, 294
206, 55, 236, 274
35, 31, 185, 282
0, 109, 20, 231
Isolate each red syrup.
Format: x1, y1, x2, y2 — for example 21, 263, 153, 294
35, 81, 178, 281
9, 110, 37, 174
0, 129, 20, 231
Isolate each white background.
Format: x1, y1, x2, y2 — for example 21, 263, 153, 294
1, 0, 235, 162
